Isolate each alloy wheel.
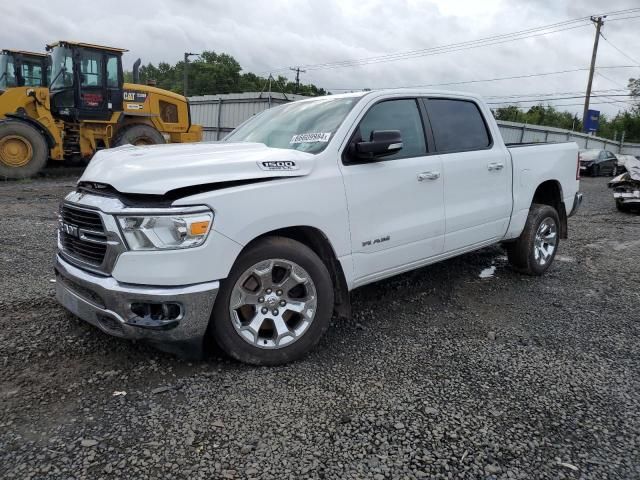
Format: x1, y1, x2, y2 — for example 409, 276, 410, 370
229, 259, 318, 349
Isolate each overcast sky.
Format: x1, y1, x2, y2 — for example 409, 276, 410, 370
3, 0, 639, 116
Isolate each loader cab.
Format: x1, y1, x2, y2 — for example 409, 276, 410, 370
47, 41, 125, 121
0, 50, 49, 92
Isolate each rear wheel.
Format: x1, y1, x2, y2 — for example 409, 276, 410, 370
210, 237, 334, 365
506, 204, 560, 276
0, 120, 48, 179
113, 124, 165, 147
616, 199, 631, 212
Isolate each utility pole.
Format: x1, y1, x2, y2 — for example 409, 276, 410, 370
183, 52, 200, 97
582, 16, 605, 132
290, 67, 306, 94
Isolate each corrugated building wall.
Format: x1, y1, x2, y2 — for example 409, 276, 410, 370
189, 93, 640, 154
189, 92, 308, 141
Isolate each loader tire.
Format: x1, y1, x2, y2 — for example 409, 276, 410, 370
113, 124, 165, 147
0, 120, 48, 179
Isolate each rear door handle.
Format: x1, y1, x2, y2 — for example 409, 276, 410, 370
417, 171, 440, 181
488, 162, 504, 171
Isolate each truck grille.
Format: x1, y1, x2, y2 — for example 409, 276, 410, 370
59, 204, 108, 266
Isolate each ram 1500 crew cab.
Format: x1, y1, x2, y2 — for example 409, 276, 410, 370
55, 89, 582, 365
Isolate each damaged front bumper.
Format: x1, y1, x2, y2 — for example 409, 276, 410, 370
609, 173, 640, 207
54, 254, 219, 358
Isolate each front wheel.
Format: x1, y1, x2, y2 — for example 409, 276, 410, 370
113, 124, 165, 147
210, 237, 334, 365
0, 120, 48, 179
506, 204, 560, 276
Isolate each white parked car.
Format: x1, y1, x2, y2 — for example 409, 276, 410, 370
55, 90, 582, 365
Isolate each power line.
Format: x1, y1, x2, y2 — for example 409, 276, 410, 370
289, 67, 306, 94
595, 70, 629, 89
256, 18, 592, 74
485, 88, 627, 100
325, 65, 637, 91
606, 14, 640, 23
599, 32, 640, 66
302, 24, 591, 72
257, 8, 640, 75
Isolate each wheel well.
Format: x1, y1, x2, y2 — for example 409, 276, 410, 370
532, 180, 568, 239
248, 226, 351, 320
4, 114, 55, 148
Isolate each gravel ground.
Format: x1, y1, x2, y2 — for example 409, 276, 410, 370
1, 176, 639, 479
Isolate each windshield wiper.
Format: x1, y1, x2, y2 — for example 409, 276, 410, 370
48, 66, 66, 89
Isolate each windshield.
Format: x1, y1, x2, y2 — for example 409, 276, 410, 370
50, 46, 74, 90
21, 57, 45, 87
0, 53, 16, 90
225, 97, 359, 154
579, 149, 601, 161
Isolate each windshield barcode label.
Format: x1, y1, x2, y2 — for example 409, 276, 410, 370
290, 132, 331, 144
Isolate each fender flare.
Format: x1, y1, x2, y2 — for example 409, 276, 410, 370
3, 113, 56, 148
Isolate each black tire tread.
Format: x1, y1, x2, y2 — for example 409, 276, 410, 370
210, 236, 334, 366
0, 120, 48, 179
507, 203, 560, 276
113, 124, 165, 147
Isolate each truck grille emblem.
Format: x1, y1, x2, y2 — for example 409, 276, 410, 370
61, 222, 79, 238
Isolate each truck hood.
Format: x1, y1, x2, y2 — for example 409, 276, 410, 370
79, 142, 315, 195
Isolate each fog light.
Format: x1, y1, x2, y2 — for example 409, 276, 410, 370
130, 302, 182, 321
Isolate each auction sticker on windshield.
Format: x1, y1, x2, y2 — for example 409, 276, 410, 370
290, 133, 332, 144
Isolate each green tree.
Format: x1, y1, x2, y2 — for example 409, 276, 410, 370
127, 50, 327, 97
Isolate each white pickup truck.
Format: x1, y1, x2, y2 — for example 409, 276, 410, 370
55, 89, 582, 365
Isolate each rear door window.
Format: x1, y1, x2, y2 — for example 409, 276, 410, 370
425, 99, 491, 153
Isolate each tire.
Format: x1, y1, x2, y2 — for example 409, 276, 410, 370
506, 204, 560, 276
612, 166, 618, 177
210, 236, 334, 365
113, 124, 165, 147
0, 120, 48, 179
616, 200, 630, 213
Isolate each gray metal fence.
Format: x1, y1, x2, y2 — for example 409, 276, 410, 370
188, 94, 640, 156
189, 92, 308, 141
497, 120, 640, 156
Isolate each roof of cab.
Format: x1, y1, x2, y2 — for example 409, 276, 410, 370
46, 41, 128, 53
1, 49, 48, 57
293, 88, 485, 103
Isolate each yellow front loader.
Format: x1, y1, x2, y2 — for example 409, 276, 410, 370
0, 41, 202, 179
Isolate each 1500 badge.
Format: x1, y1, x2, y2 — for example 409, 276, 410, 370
258, 161, 299, 171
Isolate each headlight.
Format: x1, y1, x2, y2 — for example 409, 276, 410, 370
117, 210, 213, 251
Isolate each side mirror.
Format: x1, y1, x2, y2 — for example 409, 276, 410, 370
354, 130, 403, 160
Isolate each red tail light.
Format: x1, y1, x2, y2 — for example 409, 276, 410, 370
576, 152, 581, 180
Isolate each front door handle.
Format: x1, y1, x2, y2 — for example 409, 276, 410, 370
417, 171, 440, 181
488, 162, 505, 171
